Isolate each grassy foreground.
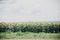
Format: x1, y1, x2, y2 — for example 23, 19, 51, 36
0, 32, 60, 39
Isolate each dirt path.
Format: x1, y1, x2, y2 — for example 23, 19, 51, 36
0, 39, 60, 40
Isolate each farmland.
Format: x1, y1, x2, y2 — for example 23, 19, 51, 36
0, 22, 60, 39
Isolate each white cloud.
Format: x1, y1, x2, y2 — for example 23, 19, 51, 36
0, 0, 60, 22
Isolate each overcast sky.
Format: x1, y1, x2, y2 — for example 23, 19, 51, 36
0, 0, 60, 22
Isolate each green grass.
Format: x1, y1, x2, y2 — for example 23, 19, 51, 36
0, 32, 60, 39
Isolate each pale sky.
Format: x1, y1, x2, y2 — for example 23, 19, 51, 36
0, 0, 60, 22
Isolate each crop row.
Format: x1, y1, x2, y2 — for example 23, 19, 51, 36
0, 22, 60, 33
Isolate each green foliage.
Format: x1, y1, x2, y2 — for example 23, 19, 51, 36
0, 22, 60, 33
0, 32, 60, 39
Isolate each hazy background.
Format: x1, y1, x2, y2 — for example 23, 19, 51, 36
0, 0, 60, 22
